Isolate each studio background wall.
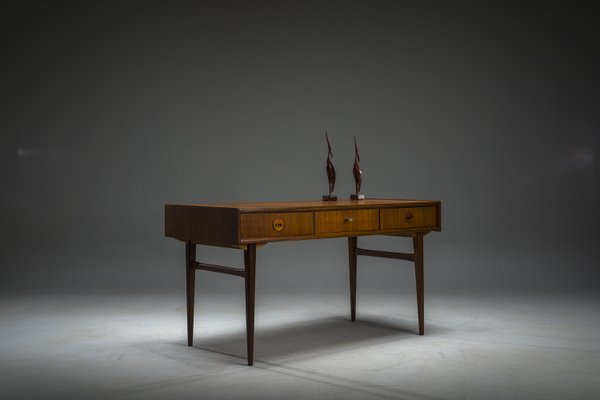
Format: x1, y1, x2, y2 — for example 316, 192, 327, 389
1, 0, 599, 293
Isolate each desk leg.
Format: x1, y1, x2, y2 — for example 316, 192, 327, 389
348, 236, 357, 322
244, 244, 256, 366
185, 241, 196, 346
413, 233, 425, 335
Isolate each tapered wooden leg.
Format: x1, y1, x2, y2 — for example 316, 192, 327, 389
244, 244, 256, 366
185, 241, 196, 346
413, 233, 424, 335
348, 236, 357, 322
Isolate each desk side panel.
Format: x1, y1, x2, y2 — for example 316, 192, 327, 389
165, 205, 239, 247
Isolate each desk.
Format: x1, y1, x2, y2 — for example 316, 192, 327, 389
165, 199, 441, 365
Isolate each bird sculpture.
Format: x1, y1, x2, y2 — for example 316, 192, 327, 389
323, 132, 337, 201
351, 136, 365, 200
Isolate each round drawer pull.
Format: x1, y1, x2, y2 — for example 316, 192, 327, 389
344, 216, 354, 222
273, 218, 284, 231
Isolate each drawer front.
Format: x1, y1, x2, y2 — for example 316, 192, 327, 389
241, 212, 314, 239
315, 209, 379, 234
380, 206, 437, 230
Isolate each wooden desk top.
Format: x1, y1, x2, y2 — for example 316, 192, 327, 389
175, 199, 437, 212
165, 199, 441, 247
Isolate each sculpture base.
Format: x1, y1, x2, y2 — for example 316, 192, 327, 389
322, 194, 338, 201
350, 193, 365, 200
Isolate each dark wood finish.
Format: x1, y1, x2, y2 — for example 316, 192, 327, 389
166, 205, 238, 247
241, 212, 314, 239
182, 199, 439, 212
244, 244, 256, 366
193, 261, 245, 278
166, 200, 440, 245
325, 132, 336, 199
355, 248, 415, 262
165, 198, 441, 365
348, 237, 357, 322
185, 241, 196, 347
353, 238, 424, 334
413, 233, 425, 335
352, 136, 362, 195
315, 209, 379, 234
380, 206, 437, 230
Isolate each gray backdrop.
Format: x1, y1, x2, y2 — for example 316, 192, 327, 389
2, 0, 599, 293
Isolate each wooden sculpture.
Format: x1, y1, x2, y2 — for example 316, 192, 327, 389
322, 132, 337, 201
350, 136, 365, 200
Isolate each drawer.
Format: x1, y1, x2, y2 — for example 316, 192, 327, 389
315, 209, 379, 234
240, 212, 314, 239
380, 206, 437, 230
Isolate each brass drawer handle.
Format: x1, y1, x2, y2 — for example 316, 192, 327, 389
344, 216, 353, 223
405, 212, 414, 222
273, 218, 284, 231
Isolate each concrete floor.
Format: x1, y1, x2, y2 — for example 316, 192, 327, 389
1, 289, 599, 400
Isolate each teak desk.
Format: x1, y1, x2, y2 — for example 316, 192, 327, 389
165, 199, 441, 365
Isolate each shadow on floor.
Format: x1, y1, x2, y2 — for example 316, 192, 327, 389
124, 316, 451, 400
187, 314, 450, 400
192, 314, 449, 363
